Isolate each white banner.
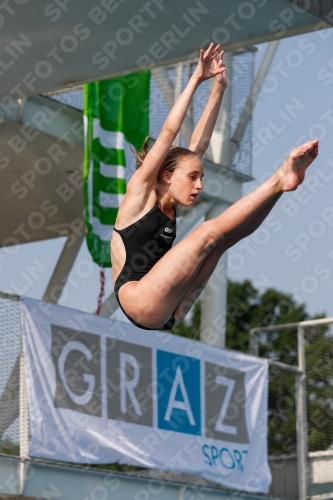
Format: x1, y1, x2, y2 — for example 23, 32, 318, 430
21, 298, 271, 493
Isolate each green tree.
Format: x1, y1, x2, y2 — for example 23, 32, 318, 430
171, 279, 333, 454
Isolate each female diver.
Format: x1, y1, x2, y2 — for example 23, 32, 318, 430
111, 43, 319, 330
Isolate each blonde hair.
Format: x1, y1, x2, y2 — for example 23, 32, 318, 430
132, 135, 199, 183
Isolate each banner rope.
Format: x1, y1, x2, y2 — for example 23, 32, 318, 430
96, 268, 105, 315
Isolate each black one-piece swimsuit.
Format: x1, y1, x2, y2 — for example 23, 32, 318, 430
113, 202, 177, 330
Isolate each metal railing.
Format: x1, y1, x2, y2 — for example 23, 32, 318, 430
250, 318, 333, 500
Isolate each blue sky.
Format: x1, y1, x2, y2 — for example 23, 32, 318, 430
1, 27, 333, 320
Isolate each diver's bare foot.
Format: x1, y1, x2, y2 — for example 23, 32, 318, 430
277, 140, 319, 192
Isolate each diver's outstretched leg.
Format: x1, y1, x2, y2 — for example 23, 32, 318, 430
171, 139, 319, 325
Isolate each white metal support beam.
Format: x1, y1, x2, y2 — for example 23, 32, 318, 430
230, 41, 280, 162
98, 290, 119, 319
200, 201, 229, 348
211, 51, 233, 167
42, 230, 84, 304
173, 62, 183, 147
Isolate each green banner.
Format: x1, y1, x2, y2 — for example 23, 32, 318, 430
83, 71, 150, 267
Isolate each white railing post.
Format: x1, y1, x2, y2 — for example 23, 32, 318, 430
296, 325, 309, 500
19, 321, 29, 494
250, 328, 259, 356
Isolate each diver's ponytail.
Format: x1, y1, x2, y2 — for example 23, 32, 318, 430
131, 134, 151, 169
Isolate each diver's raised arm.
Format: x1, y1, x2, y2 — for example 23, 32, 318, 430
189, 49, 227, 157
